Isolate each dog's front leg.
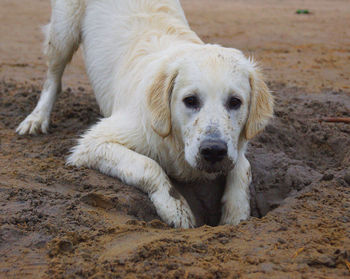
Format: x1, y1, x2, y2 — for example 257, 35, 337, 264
220, 153, 251, 225
67, 120, 196, 228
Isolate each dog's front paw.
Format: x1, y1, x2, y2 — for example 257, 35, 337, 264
220, 199, 250, 225
16, 112, 49, 135
151, 188, 196, 229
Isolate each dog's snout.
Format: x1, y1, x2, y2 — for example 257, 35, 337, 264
200, 140, 227, 163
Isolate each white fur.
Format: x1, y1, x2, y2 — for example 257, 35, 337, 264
16, 0, 273, 228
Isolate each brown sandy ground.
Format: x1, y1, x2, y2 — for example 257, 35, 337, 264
1, 0, 350, 278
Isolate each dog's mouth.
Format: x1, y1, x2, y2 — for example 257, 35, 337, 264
195, 157, 235, 174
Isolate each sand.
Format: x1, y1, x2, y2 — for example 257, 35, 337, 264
1, 0, 350, 278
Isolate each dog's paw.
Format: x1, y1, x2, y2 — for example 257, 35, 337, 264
151, 188, 196, 229
219, 200, 250, 225
16, 112, 49, 135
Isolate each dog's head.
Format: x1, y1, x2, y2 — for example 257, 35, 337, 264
148, 45, 273, 174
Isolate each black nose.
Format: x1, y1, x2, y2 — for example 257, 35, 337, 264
199, 140, 228, 163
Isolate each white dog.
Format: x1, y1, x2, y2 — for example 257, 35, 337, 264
17, 0, 273, 228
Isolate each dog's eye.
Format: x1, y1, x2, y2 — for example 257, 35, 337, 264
183, 95, 200, 109
227, 96, 242, 110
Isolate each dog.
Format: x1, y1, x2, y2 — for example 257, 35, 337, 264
17, 0, 273, 228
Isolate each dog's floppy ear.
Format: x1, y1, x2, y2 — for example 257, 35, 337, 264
147, 69, 178, 137
244, 69, 274, 140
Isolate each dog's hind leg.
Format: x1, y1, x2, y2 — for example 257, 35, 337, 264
17, 0, 84, 135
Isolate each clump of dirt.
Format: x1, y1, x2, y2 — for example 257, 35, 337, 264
1, 81, 349, 278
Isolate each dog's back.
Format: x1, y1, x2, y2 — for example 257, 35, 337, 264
80, 0, 200, 116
